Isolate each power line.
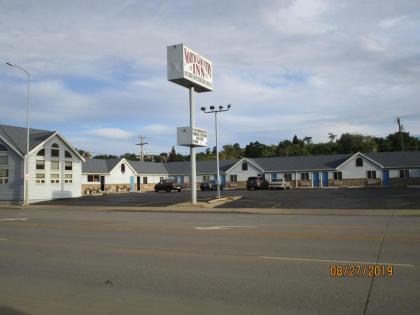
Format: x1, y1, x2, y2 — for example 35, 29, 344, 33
136, 136, 148, 162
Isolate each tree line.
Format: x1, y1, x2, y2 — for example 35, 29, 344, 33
78, 131, 420, 162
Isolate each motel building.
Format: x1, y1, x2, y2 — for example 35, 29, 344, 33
0, 125, 84, 205
81, 152, 420, 194
1, 124, 420, 204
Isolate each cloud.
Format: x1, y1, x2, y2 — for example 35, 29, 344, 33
262, 0, 331, 36
85, 128, 134, 139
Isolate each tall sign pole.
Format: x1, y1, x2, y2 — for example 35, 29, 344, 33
168, 44, 213, 204
189, 87, 197, 203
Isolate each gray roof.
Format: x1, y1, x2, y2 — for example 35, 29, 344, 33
129, 161, 168, 174
82, 152, 420, 175
248, 154, 351, 172
82, 158, 122, 173
164, 160, 237, 174
365, 151, 420, 168
128, 159, 237, 175
0, 124, 55, 155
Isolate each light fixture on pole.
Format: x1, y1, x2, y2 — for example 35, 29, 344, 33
201, 104, 231, 199
6, 62, 31, 205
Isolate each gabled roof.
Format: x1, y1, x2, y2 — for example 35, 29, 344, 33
224, 157, 265, 173
365, 151, 420, 168
82, 158, 123, 174
248, 154, 351, 172
0, 124, 54, 155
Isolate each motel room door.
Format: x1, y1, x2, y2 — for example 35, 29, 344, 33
137, 176, 141, 191
100, 176, 105, 191
313, 172, 320, 187
130, 176, 135, 191
382, 170, 390, 186
322, 172, 329, 187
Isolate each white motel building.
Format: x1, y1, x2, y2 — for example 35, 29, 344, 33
1, 124, 420, 204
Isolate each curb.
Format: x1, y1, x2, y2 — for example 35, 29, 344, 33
4, 204, 420, 216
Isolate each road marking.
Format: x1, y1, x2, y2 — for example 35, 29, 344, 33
194, 225, 256, 230
0, 218, 28, 222
259, 256, 414, 267
0, 238, 8, 241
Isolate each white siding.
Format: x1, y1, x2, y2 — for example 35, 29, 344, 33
107, 160, 136, 184
338, 155, 382, 179
226, 160, 263, 182
410, 169, 420, 177
27, 135, 82, 203
389, 169, 399, 178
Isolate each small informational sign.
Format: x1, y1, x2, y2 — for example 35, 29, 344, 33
177, 127, 208, 147
167, 44, 213, 93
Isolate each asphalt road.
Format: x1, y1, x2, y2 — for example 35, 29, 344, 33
0, 208, 419, 314
39, 187, 420, 209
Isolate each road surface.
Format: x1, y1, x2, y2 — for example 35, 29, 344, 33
0, 207, 419, 314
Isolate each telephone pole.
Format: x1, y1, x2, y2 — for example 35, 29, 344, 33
397, 117, 404, 152
136, 136, 148, 162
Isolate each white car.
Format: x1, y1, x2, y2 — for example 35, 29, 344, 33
268, 178, 292, 190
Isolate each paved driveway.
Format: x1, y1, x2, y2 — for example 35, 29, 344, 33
38, 187, 420, 209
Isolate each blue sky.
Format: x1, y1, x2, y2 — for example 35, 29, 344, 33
1, 0, 419, 156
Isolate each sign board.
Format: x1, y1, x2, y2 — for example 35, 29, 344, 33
177, 127, 208, 147
167, 44, 213, 93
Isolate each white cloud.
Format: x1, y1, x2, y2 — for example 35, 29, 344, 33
85, 128, 134, 139
262, 0, 331, 36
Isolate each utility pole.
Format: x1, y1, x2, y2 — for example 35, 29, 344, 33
136, 136, 148, 162
397, 117, 404, 152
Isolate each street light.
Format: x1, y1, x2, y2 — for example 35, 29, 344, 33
201, 104, 232, 199
6, 62, 31, 205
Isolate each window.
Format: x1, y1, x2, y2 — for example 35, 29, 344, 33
36, 173, 45, 184
271, 173, 278, 182
65, 174, 72, 183
0, 144, 8, 184
203, 175, 211, 182
284, 173, 292, 181
36, 160, 45, 170
65, 161, 72, 171
400, 169, 409, 179
143, 177, 148, 184
333, 171, 342, 180
367, 171, 377, 179
51, 143, 59, 158
160, 176, 164, 181
0, 169, 8, 184
300, 172, 310, 181
121, 163, 126, 174
242, 162, 248, 171
51, 173, 60, 184
51, 161, 60, 171
356, 157, 363, 167
65, 150, 72, 158
87, 175, 100, 182
37, 149, 45, 157
230, 175, 237, 182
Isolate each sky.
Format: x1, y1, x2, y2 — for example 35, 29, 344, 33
1, 0, 419, 156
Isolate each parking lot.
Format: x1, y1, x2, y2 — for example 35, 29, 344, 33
39, 187, 420, 209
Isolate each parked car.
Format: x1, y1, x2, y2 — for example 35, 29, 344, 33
200, 180, 224, 191
268, 178, 292, 190
247, 176, 268, 190
154, 179, 182, 192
